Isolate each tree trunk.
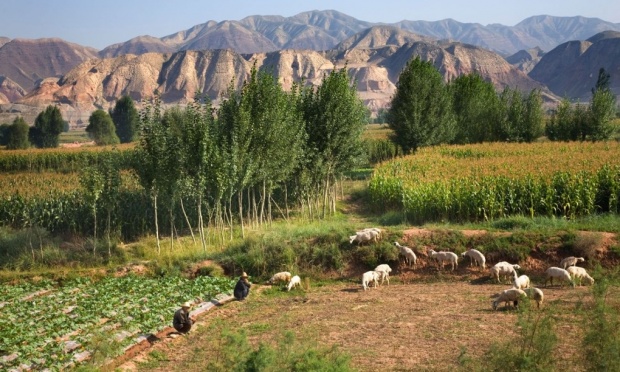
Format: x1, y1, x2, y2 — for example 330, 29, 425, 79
93, 205, 97, 256
169, 208, 174, 251
238, 191, 245, 238
180, 198, 196, 243
153, 194, 161, 255
106, 209, 111, 258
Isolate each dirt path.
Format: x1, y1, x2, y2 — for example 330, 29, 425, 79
117, 276, 594, 371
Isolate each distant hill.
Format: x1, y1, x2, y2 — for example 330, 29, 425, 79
528, 31, 620, 100
19, 27, 550, 124
0, 38, 98, 90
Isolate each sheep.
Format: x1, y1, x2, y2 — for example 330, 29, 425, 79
560, 256, 585, 269
427, 249, 458, 271
566, 266, 595, 286
461, 249, 486, 269
374, 264, 392, 285
512, 271, 530, 290
287, 275, 301, 291
349, 230, 378, 245
490, 288, 527, 310
544, 267, 575, 288
362, 271, 379, 291
395, 242, 417, 268
268, 271, 292, 285
361, 227, 383, 240
524, 287, 544, 309
489, 262, 521, 283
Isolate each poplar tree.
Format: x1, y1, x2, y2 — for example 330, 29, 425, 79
387, 57, 455, 154
6, 117, 30, 149
30, 105, 64, 148
111, 95, 140, 143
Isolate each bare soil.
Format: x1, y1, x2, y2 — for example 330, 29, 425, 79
116, 272, 603, 372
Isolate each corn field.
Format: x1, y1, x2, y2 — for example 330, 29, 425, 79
369, 142, 620, 223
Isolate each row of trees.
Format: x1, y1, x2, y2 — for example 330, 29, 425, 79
388, 58, 616, 154
0, 95, 140, 149
80, 65, 366, 253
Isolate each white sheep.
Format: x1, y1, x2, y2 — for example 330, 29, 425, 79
349, 230, 378, 245
524, 287, 544, 309
374, 264, 392, 285
490, 288, 527, 310
362, 271, 379, 291
566, 266, 594, 286
560, 256, 585, 269
461, 249, 486, 269
512, 271, 530, 290
268, 271, 292, 285
544, 267, 575, 288
489, 262, 521, 283
428, 249, 459, 271
361, 227, 383, 240
395, 242, 417, 268
287, 275, 301, 291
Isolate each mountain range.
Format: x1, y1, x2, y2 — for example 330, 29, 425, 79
0, 10, 619, 125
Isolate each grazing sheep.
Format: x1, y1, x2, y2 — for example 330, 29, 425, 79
560, 256, 585, 269
489, 262, 521, 283
512, 271, 531, 290
362, 271, 379, 291
374, 264, 392, 285
461, 249, 486, 269
428, 249, 459, 271
544, 267, 575, 288
268, 271, 292, 285
395, 242, 417, 268
490, 288, 527, 310
349, 230, 378, 245
566, 266, 595, 286
287, 275, 301, 291
524, 287, 544, 309
362, 227, 383, 240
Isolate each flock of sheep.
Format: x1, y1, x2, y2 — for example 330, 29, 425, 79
264, 227, 595, 311
351, 227, 595, 310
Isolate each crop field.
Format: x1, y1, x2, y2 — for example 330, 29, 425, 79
369, 141, 620, 222
0, 276, 235, 370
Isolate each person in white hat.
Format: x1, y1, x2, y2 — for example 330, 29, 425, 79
233, 272, 252, 301
173, 301, 194, 333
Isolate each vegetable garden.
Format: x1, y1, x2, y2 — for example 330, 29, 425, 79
369, 141, 620, 222
0, 275, 235, 370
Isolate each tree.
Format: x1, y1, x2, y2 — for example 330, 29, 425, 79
6, 117, 30, 149
110, 95, 139, 143
592, 67, 611, 95
588, 88, 616, 141
449, 73, 500, 144
30, 105, 64, 148
545, 98, 575, 141
86, 110, 120, 145
387, 57, 455, 154
0, 123, 10, 146
300, 65, 367, 216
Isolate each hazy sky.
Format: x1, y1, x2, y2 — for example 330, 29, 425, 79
1, 0, 619, 49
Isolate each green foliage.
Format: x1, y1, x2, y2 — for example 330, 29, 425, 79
479, 304, 558, 371
110, 95, 139, 143
449, 72, 501, 144
362, 138, 402, 164
85, 110, 120, 146
30, 105, 64, 148
581, 270, 620, 371
205, 325, 352, 372
0, 123, 10, 145
496, 87, 543, 142
387, 57, 456, 154
6, 116, 30, 150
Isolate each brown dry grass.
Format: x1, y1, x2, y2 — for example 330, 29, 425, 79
118, 275, 605, 372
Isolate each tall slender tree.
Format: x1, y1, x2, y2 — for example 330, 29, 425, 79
111, 95, 140, 143
86, 110, 120, 145
6, 117, 30, 149
30, 105, 64, 148
387, 57, 455, 154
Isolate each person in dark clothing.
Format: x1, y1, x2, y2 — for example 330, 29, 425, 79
233, 272, 251, 301
173, 301, 194, 333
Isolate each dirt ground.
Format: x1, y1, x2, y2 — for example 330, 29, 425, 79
116, 272, 598, 372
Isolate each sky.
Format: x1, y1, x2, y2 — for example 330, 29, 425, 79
1, 0, 619, 50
